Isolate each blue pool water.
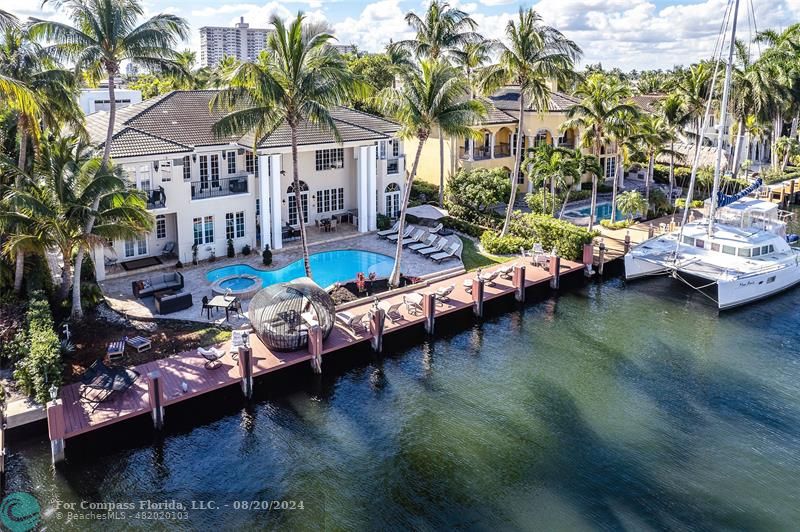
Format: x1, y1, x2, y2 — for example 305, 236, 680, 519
565, 201, 627, 222
219, 277, 256, 291
207, 250, 395, 289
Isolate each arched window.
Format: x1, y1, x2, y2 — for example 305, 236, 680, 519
385, 183, 400, 193
534, 130, 551, 147
286, 180, 309, 193
384, 183, 401, 218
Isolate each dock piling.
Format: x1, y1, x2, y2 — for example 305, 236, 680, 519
472, 278, 485, 318
582, 243, 594, 276
0, 411, 5, 493
422, 293, 436, 335
598, 240, 606, 276
237, 346, 254, 398
146, 370, 165, 430
549, 254, 561, 290
369, 307, 386, 352
308, 324, 323, 372
513, 264, 526, 303
648, 223, 655, 238
790, 180, 796, 204
624, 231, 631, 254
46, 399, 66, 464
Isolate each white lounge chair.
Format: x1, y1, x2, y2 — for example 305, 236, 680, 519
336, 311, 369, 333
198, 346, 225, 369
430, 241, 461, 263
435, 284, 454, 304
377, 221, 400, 238
379, 301, 404, 323
403, 293, 424, 315
401, 228, 426, 247
479, 270, 499, 286
387, 225, 415, 242
409, 233, 438, 252
417, 237, 447, 256
497, 265, 514, 280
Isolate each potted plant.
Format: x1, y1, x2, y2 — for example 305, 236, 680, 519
209, 249, 216, 262
191, 243, 198, 265
242, 244, 251, 256
227, 238, 235, 258
262, 244, 272, 266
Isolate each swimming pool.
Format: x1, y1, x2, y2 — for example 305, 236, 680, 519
207, 250, 395, 290
562, 201, 627, 223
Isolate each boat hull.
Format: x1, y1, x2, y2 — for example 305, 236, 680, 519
717, 263, 800, 309
624, 253, 670, 280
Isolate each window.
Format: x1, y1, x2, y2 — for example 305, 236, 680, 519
315, 148, 344, 171
722, 245, 736, 255
204, 215, 214, 243
225, 212, 235, 240
604, 156, 616, 179
710, 243, 720, 252
193, 215, 214, 245
752, 247, 762, 257
256, 198, 260, 216
682, 236, 694, 246
763, 245, 773, 254
534, 130, 549, 146
245, 152, 258, 174
193, 217, 203, 246
287, 181, 309, 225
695, 239, 704, 249
159, 161, 172, 182
392, 140, 400, 157
517, 171, 525, 185
737, 247, 752, 257
316, 188, 345, 213
156, 215, 166, 239
210, 154, 220, 187
199, 156, 209, 189
385, 183, 400, 218
183, 156, 191, 180
235, 211, 245, 238
227, 151, 236, 174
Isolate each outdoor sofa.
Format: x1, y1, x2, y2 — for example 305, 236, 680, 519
154, 291, 193, 314
132, 271, 184, 298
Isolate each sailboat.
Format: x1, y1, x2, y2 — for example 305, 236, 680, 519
624, 0, 800, 309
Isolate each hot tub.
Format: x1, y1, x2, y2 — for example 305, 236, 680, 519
210, 274, 262, 299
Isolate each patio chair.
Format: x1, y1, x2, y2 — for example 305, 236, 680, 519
497, 265, 514, 280
104, 247, 119, 269
125, 336, 152, 353
198, 346, 225, 369
79, 359, 140, 412
329, 218, 337, 232
403, 294, 423, 315
479, 270, 499, 286
463, 278, 477, 294
417, 237, 448, 257
387, 225, 415, 242
161, 241, 175, 257
435, 284, 454, 304
336, 311, 369, 333
428, 223, 444, 234
377, 221, 400, 238
381, 301, 404, 323
201, 296, 213, 319
409, 233, 438, 252
401, 228, 426, 247
430, 241, 461, 263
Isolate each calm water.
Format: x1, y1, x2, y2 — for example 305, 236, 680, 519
207, 250, 395, 289
565, 202, 627, 223
7, 276, 800, 530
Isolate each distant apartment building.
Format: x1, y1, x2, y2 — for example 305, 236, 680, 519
199, 17, 272, 68
78, 87, 142, 115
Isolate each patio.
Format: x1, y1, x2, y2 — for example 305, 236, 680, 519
99, 232, 462, 323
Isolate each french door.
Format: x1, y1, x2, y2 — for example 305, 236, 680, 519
288, 193, 309, 225
124, 237, 148, 258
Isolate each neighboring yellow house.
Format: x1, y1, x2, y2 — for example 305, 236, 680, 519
408, 84, 619, 194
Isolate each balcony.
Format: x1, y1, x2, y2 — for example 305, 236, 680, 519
494, 143, 511, 158
146, 187, 166, 209
191, 176, 249, 200
387, 157, 402, 174
458, 146, 493, 161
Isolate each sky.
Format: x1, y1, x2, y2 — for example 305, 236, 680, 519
4, 0, 798, 71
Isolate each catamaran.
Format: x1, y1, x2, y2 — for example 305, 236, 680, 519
624, 0, 800, 309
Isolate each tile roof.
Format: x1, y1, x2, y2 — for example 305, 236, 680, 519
487, 86, 581, 114
92, 90, 400, 158
630, 94, 664, 114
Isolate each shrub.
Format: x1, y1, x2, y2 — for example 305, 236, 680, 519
600, 219, 634, 230
446, 167, 510, 214
241, 244, 251, 256
525, 189, 562, 215
80, 283, 105, 312
507, 212, 598, 260
376, 213, 392, 230
409, 181, 439, 205
441, 216, 489, 238
675, 198, 705, 208
446, 204, 502, 229
13, 291, 62, 404
480, 231, 529, 255
227, 238, 235, 258
262, 245, 272, 266
648, 189, 671, 217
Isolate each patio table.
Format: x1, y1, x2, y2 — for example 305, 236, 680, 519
208, 295, 237, 322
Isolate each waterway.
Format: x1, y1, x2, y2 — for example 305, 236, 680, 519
7, 275, 800, 530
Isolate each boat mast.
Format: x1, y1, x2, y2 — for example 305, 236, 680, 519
708, 0, 741, 235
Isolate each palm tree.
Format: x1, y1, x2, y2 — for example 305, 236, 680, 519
457, 40, 493, 98
480, 8, 581, 236
213, 12, 363, 279
635, 113, 675, 205
563, 149, 601, 218
0, 23, 82, 293
378, 59, 484, 287
392, 1, 480, 207
657, 93, 691, 196
673, 63, 713, 153
563, 73, 637, 230
522, 144, 577, 215
616, 190, 647, 222
1, 135, 153, 317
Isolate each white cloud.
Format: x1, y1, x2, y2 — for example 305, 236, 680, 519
332, 0, 415, 51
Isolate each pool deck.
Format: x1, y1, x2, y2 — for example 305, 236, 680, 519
50, 257, 584, 443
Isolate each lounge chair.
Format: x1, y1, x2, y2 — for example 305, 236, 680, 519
387, 225, 415, 242
125, 336, 152, 353
435, 285, 454, 304
430, 241, 462, 263
409, 233, 438, 252
479, 270, 499, 286
531, 243, 548, 268
198, 346, 225, 369
463, 278, 476, 294
498, 265, 514, 280
417, 237, 447, 256
79, 359, 140, 412
428, 223, 444, 234
401, 228, 426, 247
336, 311, 369, 333
161, 241, 175, 257
380, 301, 404, 323
403, 294, 423, 315
106, 340, 125, 363
377, 221, 400, 238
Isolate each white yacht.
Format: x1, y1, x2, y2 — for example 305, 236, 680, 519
624, 197, 800, 309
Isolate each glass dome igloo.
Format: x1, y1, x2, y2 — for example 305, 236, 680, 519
247, 277, 336, 351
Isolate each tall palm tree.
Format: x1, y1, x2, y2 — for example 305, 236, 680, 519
657, 92, 691, 196
563, 73, 637, 230
522, 144, 577, 215
634, 113, 674, 205
457, 39, 493, 98
1, 135, 153, 317
563, 149, 601, 218
213, 12, 363, 279
32, 0, 187, 319
392, 1, 480, 207
0, 23, 82, 293
378, 59, 484, 287
481, 8, 581, 236
673, 63, 713, 153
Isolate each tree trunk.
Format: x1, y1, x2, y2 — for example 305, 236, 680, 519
589, 139, 601, 231
58, 255, 72, 302
550, 174, 555, 216
731, 118, 743, 177
291, 125, 312, 279
559, 188, 571, 219
13, 126, 29, 293
438, 134, 445, 206
101, 72, 117, 167
388, 135, 426, 287
646, 153, 654, 207
782, 114, 798, 170
611, 154, 620, 223
71, 246, 85, 320
501, 94, 525, 236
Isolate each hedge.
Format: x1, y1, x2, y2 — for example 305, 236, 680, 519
480, 231, 529, 255
13, 291, 62, 404
600, 219, 634, 230
441, 216, 489, 238
481, 212, 597, 261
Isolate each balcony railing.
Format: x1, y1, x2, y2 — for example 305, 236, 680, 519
459, 145, 504, 160
191, 176, 248, 200
494, 143, 511, 158
146, 186, 166, 209
387, 157, 401, 174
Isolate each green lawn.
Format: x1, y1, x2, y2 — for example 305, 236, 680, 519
459, 236, 505, 271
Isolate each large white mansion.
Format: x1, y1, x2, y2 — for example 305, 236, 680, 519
85, 90, 406, 280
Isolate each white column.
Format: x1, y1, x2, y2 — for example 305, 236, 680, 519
269, 154, 282, 249
92, 245, 105, 281
367, 145, 378, 231
258, 154, 270, 251
357, 146, 369, 232
490, 133, 496, 159
468, 138, 474, 161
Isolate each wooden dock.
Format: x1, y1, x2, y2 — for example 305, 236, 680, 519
47, 257, 584, 454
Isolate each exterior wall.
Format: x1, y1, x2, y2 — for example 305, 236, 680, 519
79, 88, 142, 115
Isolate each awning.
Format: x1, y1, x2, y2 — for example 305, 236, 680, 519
406, 204, 449, 220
